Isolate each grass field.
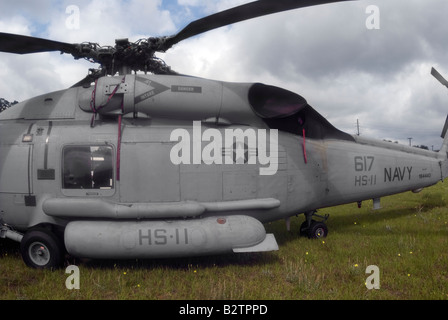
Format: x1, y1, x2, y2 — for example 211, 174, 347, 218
1, 182, 447, 301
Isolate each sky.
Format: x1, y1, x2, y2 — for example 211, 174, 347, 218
1, 0, 448, 149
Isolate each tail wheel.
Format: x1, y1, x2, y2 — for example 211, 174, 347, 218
308, 220, 328, 239
300, 220, 329, 239
20, 228, 64, 269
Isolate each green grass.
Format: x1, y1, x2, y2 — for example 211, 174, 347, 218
1, 182, 448, 300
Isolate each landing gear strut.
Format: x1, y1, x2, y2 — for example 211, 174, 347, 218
300, 211, 329, 239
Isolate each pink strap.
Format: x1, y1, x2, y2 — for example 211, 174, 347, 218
302, 128, 307, 164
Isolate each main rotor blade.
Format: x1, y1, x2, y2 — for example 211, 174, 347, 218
159, 0, 356, 51
431, 67, 448, 89
0, 32, 78, 55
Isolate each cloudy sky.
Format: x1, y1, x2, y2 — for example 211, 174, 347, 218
1, 0, 448, 149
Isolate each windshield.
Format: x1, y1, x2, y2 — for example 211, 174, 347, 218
248, 83, 307, 118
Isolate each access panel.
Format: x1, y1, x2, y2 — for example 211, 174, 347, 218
0, 144, 32, 194
119, 142, 180, 202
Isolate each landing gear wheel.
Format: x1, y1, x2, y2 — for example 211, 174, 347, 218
299, 220, 309, 237
308, 220, 328, 239
20, 228, 64, 269
300, 220, 328, 238
300, 211, 329, 239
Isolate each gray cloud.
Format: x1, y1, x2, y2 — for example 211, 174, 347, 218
163, 0, 448, 149
1, 0, 448, 149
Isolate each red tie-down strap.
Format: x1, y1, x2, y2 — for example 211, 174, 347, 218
116, 77, 126, 181
89, 76, 126, 128
298, 117, 307, 164
89, 76, 126, 180
117, 110, 123, 181
302, 128, 307, 164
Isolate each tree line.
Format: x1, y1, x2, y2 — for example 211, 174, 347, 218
0, 98, 18, 113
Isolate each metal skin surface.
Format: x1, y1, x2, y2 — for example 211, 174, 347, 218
1, 74, 447, 262
4, 0, 446, 268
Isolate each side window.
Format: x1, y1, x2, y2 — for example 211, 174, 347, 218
63, 145, 114, 190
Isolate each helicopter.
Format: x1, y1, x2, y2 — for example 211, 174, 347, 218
1, 0, 448, 269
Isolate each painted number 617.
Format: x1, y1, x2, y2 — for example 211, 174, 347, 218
354, 156, 374, 172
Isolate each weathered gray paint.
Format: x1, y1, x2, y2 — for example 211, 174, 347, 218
1, 74, 447, 260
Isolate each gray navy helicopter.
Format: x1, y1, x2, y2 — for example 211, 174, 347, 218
1, 0, 448, 269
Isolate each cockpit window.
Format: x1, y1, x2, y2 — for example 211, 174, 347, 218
248, 83, 308, 119
63, 145, 114, 190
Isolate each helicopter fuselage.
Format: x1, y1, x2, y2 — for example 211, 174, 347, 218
1, 74, 447, 261
4, 0, 446, 268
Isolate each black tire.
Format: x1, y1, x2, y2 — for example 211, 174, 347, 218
20, 228, 64, 269
308, 221, 328, 239
299, 220, 309, 237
